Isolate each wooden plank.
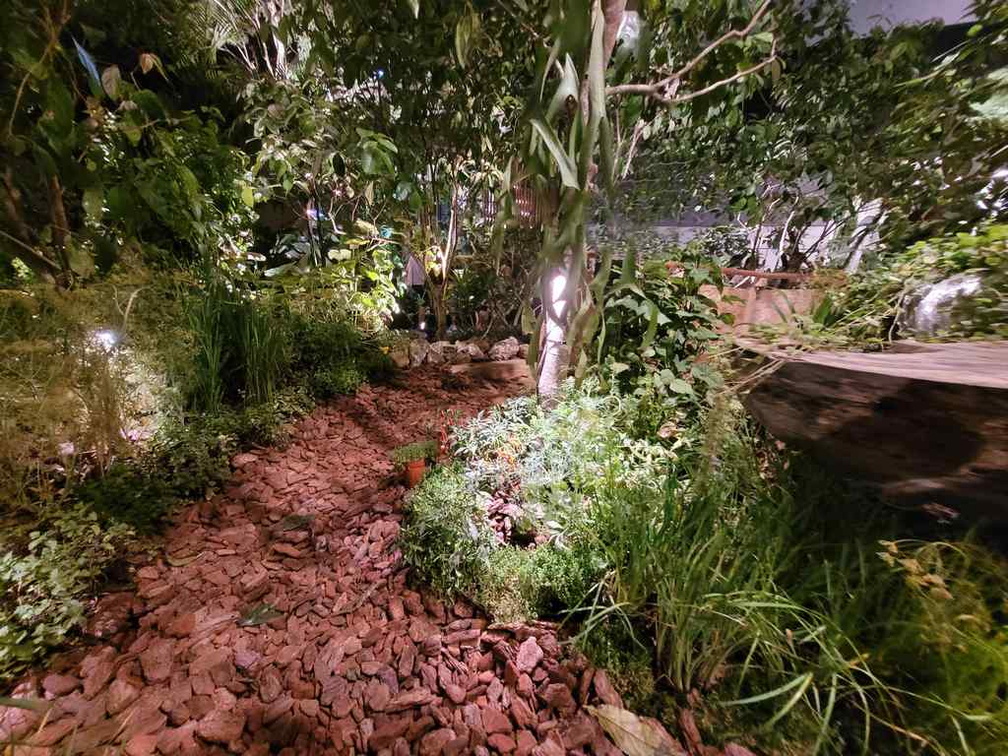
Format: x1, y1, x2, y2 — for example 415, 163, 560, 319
741, 340, 1008, 519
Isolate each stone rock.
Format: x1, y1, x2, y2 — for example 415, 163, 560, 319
388, 687, 435, 712
232, 452, 258, 468
540, 683, 576, 714
81, 646, 117, 698
139, 637, 174, 683
43, 673, 80, 697
420, 727, 456, 756
488, 732, 518, 753
107, 678, 141, 715
509, 696, 535, 729
426, 342, 445, 366
456, 342, 487, 361
723, 744, 759, 756
444, 683, 466, 705
196, 709, 246, 744
515, 730, 537, 756
390, 342, 411, 370
85, 592, 138, 639
488, 337, 520, 361
366, 680, 392, 713
166, 612, 196, 638
124, 732, 159, 756
592, 670, 623, 708
482, 707, 513, 735
898, 272, 987, 337
409, 339, 430, 367
515, 638, 543, 674
561, 712, 596, 749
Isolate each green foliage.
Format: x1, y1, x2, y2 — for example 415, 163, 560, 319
399, 465, 496, 597
592, 235, 728, 400
580, 403, 1008, 754
763, 223, 1008, 347
74, 463, 174, 534
405, 382, 1008, 753
0, 504, 132, 680
481, 543, 599, 623
390, 441, 439, 467
0, 1, 254, 282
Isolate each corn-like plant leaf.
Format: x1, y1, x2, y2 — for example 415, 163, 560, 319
546, 55, 580, 122
454, 9, 481, 68
0, 697, 50, 712
586, 704, 687, 756
530, 117, 579, 189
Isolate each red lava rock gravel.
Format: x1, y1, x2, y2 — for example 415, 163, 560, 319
0, 371, 633, 755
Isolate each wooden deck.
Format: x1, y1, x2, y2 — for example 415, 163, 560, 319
739, 340, 1008, 519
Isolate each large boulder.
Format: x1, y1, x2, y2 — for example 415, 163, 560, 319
898, 273, 988, 338
389, 341, 410, 369
426, 342, 445, 365
488, 336, 520, 361
433, 341, 457, 362
456, 341, 486, 361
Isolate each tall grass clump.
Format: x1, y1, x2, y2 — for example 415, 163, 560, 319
581, 399, 1008, 754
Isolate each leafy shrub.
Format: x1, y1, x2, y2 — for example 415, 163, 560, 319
75, 463, 174, 534
310, 364, 365, 398
763, 222, 1008, 347
580, 402, 1008, 754
591, 234, 728, 402
0, 504, 132, 680
479, 542, 600, 623
399, 465, 496, 597
391, 440, 439, 466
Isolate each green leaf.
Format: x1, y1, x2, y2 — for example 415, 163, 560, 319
241, 184, 255, 208
82, 186, 104, 221
238, 603, 284, 627
404, 0, 419, 18
454, 9, 481, 68
530, 117, 579, 189
66, 240, 94, 277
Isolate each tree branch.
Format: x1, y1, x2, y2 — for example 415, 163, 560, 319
606, 0, 774, 103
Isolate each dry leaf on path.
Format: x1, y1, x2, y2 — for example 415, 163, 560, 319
586, 704, 688, 756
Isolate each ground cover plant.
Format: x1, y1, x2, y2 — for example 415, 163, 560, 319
401, 383, 1008, 754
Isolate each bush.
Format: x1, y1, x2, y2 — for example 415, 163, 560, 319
75, 463, 174, 534
404, 383, 1008, 754
481, 542, 600, 623
399, 465, 496, 597
310, 363, 365, 398
0, 504, 132, 680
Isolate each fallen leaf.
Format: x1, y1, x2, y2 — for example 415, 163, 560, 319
586, 704, 687, 756
238, 603, 284, 627
166, 551, 204, 567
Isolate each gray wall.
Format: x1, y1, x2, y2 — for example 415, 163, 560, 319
848, 0, 973, 33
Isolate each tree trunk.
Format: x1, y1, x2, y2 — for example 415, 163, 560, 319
537, 1, 626, 399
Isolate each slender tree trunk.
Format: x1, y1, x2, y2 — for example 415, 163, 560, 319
538, 0, 625, 398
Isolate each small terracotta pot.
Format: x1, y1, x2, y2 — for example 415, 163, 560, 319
404, 459, 426, 488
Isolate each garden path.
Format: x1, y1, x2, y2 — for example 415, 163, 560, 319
2, 370, 628, 755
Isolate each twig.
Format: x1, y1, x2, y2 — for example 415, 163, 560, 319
607, 0, 775, 104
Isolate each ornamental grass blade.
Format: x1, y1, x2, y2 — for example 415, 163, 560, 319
586, 704, 688, 756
